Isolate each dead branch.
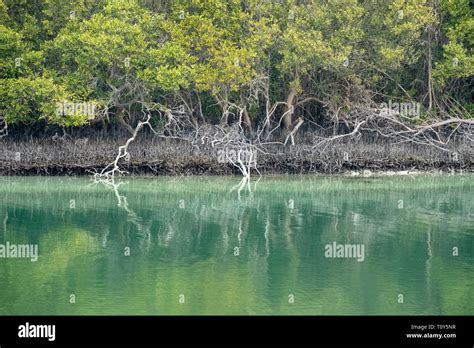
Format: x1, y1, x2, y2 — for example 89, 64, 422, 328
93, 112, 153, 180
284, 117, 304, 146
313, 119, 367, 149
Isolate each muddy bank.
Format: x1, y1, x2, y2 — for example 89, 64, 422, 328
0, 136, 472, 176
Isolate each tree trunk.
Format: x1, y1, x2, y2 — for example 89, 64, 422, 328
427, 25, 434, 113
240, 93, 252, 131
116, 107, 135, 135
282, 88, 297, 130
220, 104, 229, 126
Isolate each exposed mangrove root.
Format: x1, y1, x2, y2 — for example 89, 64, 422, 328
84, 68, 472, 181
91, 98, 266, 180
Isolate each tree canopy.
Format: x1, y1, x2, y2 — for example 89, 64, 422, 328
0, 0, 472, 134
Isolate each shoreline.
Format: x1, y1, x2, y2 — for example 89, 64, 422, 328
1, 163, 472, 177
1, 136, 472, 176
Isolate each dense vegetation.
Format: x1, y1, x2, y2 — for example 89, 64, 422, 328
0, 0, 472, 137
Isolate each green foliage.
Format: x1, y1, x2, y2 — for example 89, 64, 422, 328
0, 0, 472, 130
280, 0, 364, 78
0, 76, 90, 126
434, 0, 473, 83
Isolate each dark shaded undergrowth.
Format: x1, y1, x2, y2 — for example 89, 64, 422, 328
0, 132, 472, 176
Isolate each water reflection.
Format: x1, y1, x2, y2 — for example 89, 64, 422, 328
91, 177, 152, 253
0, 175, 473, 315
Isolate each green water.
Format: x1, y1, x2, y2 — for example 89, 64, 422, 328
0, 175, 472, 315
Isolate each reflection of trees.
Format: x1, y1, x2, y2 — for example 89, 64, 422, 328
91, 177, 151, 253
2, 211, 7, 235
0, 176, 472, 314
426, 226, 433, 306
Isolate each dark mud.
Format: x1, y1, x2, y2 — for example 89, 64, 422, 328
0, 135, 472, 176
